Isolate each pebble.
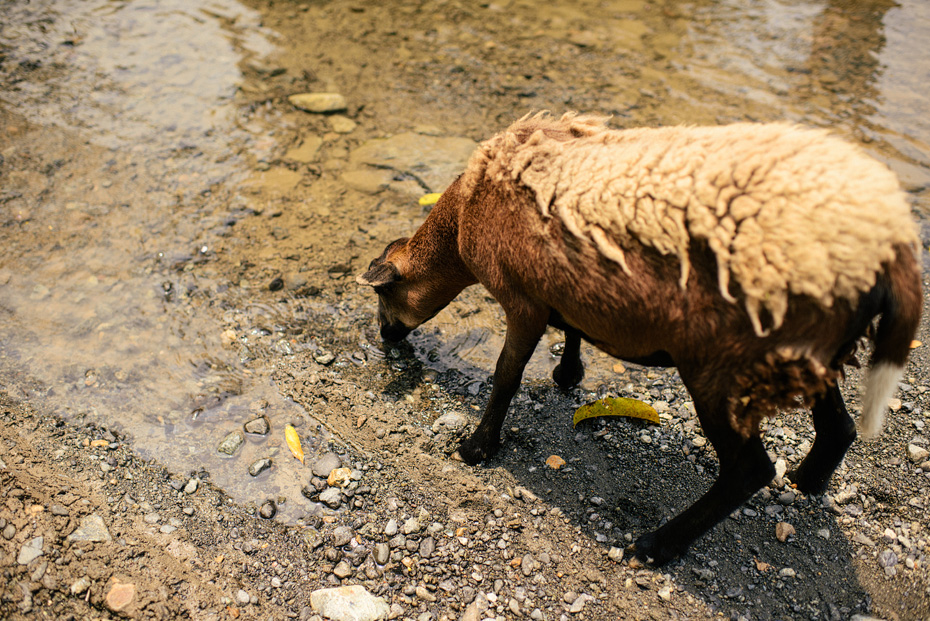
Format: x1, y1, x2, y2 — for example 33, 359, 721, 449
184, 478, 199, 494
236, 589, 251, 604
608, 547, 624, 562
259, 500, 277, 519
333, 560, 353, 578
312, 453, 342, 478
319, 487, 342, 509
907, 443, 929, 463
106, 582, 136, 612
415, 585, 436, 602
327, 467, 353, 488
402, 517, 421, 535
143, 512, 161, 524
779, 567, 796, 578
310, 585, 390, 621
384, 518, 398, 536
419, 536, 435, 558
289, 92, 348, 113
374, 542, 390, 565
243, 417, 270, 435
217, 431, 244, 456
249, 458, 273, 477
17, 536, 44, 565
329, 115, 357, 133
775, 522, 796, 542
333, 526, 354, 547
878, 549, 898, 568
431, 412, 466, 434
70, 577, 91, 595
50, 504, 69, 516
569, 593, 594, 613
67, 514, 112, 542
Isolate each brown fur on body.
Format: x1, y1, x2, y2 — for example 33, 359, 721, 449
358, 113, 922, 564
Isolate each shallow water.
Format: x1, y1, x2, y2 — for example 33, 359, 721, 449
1, 0, 927, 521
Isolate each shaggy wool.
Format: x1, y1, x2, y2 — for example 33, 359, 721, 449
462, 113, 918, 336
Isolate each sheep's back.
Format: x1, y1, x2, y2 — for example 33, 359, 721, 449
465, 115, 918, 336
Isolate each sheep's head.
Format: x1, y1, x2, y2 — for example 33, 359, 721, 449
357, 237, 451, 342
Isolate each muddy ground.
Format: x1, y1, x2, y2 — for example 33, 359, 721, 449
2, 1, 930, 620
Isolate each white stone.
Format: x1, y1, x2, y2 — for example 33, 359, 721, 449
310, 585, 390, 621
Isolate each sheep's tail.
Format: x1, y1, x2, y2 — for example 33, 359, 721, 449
859, 246, 922, 438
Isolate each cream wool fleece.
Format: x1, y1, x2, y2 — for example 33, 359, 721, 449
462, 113, 918, 335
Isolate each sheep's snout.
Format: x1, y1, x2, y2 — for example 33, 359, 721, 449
379, 320, 412, 343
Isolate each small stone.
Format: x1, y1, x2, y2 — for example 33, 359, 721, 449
236, 589, 251, 605
159, 525, 177, 534
608, 547, 624, 562
244, 417, 270, 435
333, 560, 354, 579
431, 412, 466, 434
259, 500, 277, 519
878, 549, 898, 568
817, 528, 831, 540
327, 467, 353, 488
217, 431, 244, 456
50, 504, 69, 516
775, 522, 796, 542
249, 458, 273, 477
319, 487, 342, 509
658, 586, 672, 601
313, 349, 336, 365
67, 514, 112, 543
569, 593, 594, 613
779, 567, 796, 578
907, 444, 929, 463
384, 519, 398, 536
70, 577, 91, 595
2, 523, 15, 540
329, 115, 357, 133
415, 585, 436, 602
312, 453, 342, 478
143, 512, 161, 524
778, 490, 796, 505
184, 478, 199, 494
289, 92, 348, 113
418, 536, 435, 558
310, 585, 390, 621
402, 517, 421, 535
333, 526, 354, 547
374, 542, 390, 565
545, 455, 566, 469
17, 537, 44, 565
106, 582, 136, 612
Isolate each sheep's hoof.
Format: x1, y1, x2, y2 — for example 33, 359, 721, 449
633, 532, 681, 566
786, 466, 830, 496
456, 435, 500, 466
552, 362, 584, 391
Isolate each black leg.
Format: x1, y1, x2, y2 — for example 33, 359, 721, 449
457, 311, 547, 464
552, 328, 585, 390
788, 384, 856, 495
635, 396, 775, 565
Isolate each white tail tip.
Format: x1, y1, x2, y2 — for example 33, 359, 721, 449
859, 362, 904, 439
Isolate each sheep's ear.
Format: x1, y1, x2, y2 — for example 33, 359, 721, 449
356, 262, 400, 287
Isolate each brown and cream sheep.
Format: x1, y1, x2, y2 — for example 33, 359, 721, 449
357, 112, 922, 565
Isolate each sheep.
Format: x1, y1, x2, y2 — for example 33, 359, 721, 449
357, 112, 923, 565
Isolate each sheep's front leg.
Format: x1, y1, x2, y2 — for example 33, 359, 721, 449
635, 395, 775, 565
457, 311, 548, 465
552, 328, 585, 390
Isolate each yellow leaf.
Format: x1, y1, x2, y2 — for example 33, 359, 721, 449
545, 455, 566, 469
90, 439, 109, 447
911, 340, 922, 349
754, 558, 772, 572
418, 192, 442, 206
285, 424, 304, 464
572, 397, 660, 427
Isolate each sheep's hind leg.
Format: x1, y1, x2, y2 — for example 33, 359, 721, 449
787, 384, 856, 495
457, 310, 548, 465
552, 328, 585, 390
634, 397, 775, 565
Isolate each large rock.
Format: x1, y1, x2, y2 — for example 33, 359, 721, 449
310, 585, 389, 621
347, 132, 477, 195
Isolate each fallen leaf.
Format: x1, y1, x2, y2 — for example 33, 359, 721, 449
546, 455, 566, 469
911, 340, 922, 349
284, 424, 304, 464
573, 397, 660, 427
90, 439, 109, 447
754, 558, 772, 572
775, 521, 796, 542
356, 415, 367, 429
418, 192, 442, 206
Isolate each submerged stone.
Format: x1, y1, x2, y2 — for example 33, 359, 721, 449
217, 431, 244, 456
